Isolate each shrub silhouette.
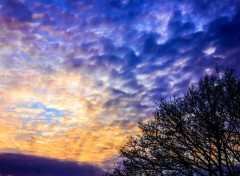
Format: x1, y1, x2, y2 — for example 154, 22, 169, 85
107, 68, 240, 176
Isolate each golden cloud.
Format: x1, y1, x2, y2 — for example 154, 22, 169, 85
0, 66, 138, 169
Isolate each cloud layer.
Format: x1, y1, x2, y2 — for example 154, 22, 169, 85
0, 153, 104, 176
0, 0, 239, 173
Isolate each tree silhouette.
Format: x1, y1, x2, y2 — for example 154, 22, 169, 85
106, 68, 240, 176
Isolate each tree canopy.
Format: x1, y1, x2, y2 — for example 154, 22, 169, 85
106, 68, 240, 176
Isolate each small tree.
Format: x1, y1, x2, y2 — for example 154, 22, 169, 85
107, 68, 240, 176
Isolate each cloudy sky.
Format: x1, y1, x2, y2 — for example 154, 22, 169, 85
0, 0, 240, 175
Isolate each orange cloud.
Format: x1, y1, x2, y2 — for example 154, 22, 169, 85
0, 67, 139, 169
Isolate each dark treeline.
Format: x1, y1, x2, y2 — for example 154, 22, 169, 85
106, 67, 240, 176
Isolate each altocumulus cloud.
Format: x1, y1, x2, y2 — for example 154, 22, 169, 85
0, 0, 240, 171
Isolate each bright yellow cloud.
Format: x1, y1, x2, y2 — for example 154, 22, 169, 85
0, 67, 138, 169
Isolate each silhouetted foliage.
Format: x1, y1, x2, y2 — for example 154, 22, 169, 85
106, 68, 240, 176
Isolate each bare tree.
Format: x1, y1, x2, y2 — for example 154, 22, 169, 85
106, 68, 240, 176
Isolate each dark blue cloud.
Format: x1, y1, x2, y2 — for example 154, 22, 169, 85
0, 153, 104, 176
207, 12, 240, 56
168, 10, 195, 38
1, 0, 32, 21
2, 0, 239, 96
142, 32, 161, 54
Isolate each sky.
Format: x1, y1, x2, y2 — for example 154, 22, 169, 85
0, 0, 240, 175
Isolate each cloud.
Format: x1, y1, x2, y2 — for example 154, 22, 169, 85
207, 12, 240, 59
0, 0, 240, 171
0, 68, 140, 168
0, 153, 104, 176
1, 0, 32, 22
